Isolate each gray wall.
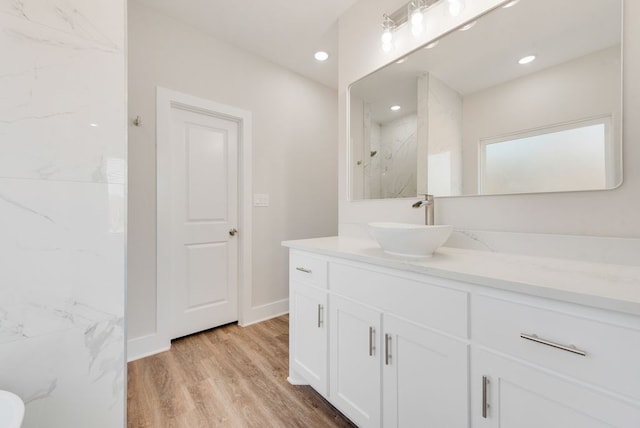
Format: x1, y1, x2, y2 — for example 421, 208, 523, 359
127, 2, 338, 347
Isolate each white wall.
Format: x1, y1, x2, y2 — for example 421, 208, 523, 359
338, 0, 640, 239
425, 73, 463, 196
0, 1, 126, 427
127, 2, 338, 348
350, 95, 366, 199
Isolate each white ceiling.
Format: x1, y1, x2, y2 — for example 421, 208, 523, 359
132, 0, 362, 88
351, 0, 622, 124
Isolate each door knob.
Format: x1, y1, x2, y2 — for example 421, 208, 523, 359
229, 228, 238, 236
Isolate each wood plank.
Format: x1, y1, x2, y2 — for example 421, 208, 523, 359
127, 315, 356, 427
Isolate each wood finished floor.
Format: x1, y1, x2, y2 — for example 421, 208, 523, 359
127, 315, 356, 428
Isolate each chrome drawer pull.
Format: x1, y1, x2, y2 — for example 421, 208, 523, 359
295, 267, 312, 274
482, 376, 489, 418
384, 334, 391, 365
369, 327, 376, 356
520, 333, 587, 356
317, 304, 323, 328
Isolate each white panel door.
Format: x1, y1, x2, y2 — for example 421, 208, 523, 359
383, 315, 469, 428
169, 106, 238, 339
330, 295, 382, 428
472, 348, 640, 427
290, 281, 328, 396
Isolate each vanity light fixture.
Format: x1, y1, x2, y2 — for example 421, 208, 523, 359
381, 14, 395, 52
314, 51, 329, 61
381, 0, 462, 51
390, 105, 402, 111
409, 0, 425, 36
518, 54, 536, 64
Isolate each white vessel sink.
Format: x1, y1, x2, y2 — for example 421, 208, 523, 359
0, 390, 24, 428
368, 222, 453, 257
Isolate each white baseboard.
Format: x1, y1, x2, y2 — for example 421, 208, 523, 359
127, 333, 170, 362
240, 298, 289, 327
287, 376, 308, 386
127, 298, 289, 361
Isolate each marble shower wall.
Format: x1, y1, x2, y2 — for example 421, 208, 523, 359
365, 112, 418, 199
0, 1, 126, 427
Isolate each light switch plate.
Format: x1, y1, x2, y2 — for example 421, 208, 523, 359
253, 193, 270, 207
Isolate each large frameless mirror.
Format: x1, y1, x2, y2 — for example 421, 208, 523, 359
348, 0, 622, 200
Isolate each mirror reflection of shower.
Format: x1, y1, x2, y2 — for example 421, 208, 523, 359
351, 93, 418, 200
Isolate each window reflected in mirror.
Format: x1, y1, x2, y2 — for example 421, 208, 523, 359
480, 116, 614, 194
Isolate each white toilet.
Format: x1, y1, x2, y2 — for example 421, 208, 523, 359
0, 390, 25, 428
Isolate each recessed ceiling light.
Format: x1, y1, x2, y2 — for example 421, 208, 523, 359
314, 51, 329, 61
424, 40, 439, 49
502, 0, 520, 8
518, 55, 536, 65
459, 21, 477, 31
89, 123, 98, 127
390, 105, 401, 111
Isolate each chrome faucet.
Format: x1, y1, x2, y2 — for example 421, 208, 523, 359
412, 194, 434, 225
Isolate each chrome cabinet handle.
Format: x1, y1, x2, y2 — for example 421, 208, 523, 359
229, 228, 238, 236
384, 334, 391, 365
520, 333, 587, 356
482, 376, 489, 418
317, 304, 323, 328
295, 267, 312, 274
369, 327, 376, 356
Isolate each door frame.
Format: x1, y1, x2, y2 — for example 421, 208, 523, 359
156, 87, 252, 349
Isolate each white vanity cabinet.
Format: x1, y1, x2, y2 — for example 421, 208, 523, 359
288, 251, 329, 396
471, 294, 640, 427
290, 253, 471, 428
285, 240, 640, 428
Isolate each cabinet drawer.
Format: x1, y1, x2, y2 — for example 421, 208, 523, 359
290, 251, 328, 289
330, 263, 468, 338
472, 294, 640, 401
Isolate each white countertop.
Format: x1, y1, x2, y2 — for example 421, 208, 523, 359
282, 236, 640, 316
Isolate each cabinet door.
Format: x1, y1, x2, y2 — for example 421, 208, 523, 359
383, 315, 469, 428
330, 295, 383, 428
471, 348, 640, 428
290, 281, 328, 395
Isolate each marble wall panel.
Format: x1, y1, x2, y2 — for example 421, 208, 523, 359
0, 0, 126, 426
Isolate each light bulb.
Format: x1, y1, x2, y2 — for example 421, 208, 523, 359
390, 105, 401, 111
381, 28, 393, 45
448, 0, 464, 17
381, 14, 396, 52
411, 9, 423, 27
408, 1, 424, 37
411, 22, 424, 37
